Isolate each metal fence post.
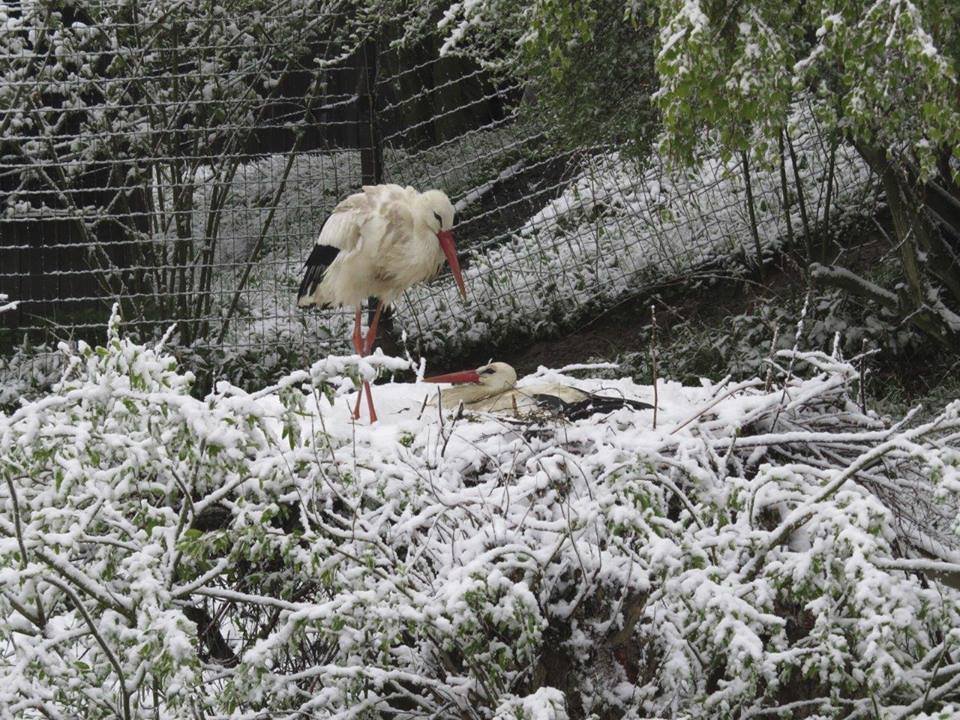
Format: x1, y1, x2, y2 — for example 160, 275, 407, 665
358, 38, 395, 350
359, 38, 383, 187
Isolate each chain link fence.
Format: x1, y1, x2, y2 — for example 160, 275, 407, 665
0, 2, 879, 390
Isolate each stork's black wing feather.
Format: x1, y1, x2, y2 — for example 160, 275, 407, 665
593, 394, 655, 412
532, 392, 655, 420
297, 244, 340, 306
531, 394, 568, 413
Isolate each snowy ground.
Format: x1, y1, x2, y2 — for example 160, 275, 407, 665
396, 124, 876, 355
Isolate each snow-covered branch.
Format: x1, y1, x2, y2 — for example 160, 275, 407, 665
2, 318, 960, 718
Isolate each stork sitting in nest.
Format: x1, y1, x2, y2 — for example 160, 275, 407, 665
422, 362, 654, 420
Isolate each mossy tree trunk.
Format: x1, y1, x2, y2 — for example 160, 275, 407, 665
816, 141, 960, 349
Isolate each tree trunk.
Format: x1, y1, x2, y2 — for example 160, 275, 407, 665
852, 142, 960, 348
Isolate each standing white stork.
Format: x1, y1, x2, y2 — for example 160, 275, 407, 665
297, 184, 467, 422
423, 362, 655, 419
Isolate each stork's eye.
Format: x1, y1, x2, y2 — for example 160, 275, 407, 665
433, 211, 442, 225
479, 368, 495, 375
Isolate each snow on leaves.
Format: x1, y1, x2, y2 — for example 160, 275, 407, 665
2, 317, 960, 718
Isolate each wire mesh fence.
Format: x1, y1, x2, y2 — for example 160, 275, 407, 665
0, 2, 879, 391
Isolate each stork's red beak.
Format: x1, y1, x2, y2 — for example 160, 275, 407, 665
437, 230, 467, 300
424, 369, 481, 384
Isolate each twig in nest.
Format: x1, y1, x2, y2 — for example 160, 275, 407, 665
440, 402, 464, 458
416, 393, 429, 421
772, 292, 811, 429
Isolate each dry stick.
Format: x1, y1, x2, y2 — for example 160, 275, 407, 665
820, 138, 839, 263
440, 403, 465, 458
858, 338, 868, 415
650, 304, 659, 430
3, 473, 29, 570
415, 394, 430, 421
777, 129, 799, 257
763, 324, 780, 393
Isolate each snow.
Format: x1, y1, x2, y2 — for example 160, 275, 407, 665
2, 314, 960, 718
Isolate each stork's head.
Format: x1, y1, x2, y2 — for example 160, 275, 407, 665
424, 362, 517, 396
418, 189, 467, 300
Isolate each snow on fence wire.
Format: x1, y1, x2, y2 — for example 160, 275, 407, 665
0, 2, 879, 388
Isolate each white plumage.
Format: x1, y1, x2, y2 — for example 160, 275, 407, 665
297, 184, 467, 422
297, 184, 465, 309
423, 362, 655, 418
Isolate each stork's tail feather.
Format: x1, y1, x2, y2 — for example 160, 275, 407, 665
297, 244, 340, 308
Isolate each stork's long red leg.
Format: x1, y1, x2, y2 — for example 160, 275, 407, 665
364, 382, 378, 422
362, 301, 385, 355
351, 381, 378, 422
351, 307, 365, 419
351, 303, 383, 422
352, 384, 363, 420
351, 307, 363, 354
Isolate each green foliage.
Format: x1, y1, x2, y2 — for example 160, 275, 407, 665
649, 0, 960, 173
439, 0, 658, 151
523, 0, 658, 150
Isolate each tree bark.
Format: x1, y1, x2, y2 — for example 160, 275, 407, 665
851, 142, 960, 348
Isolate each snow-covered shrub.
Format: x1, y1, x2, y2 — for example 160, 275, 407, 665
3, 314, 960, 718
0, 341, 63, 410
